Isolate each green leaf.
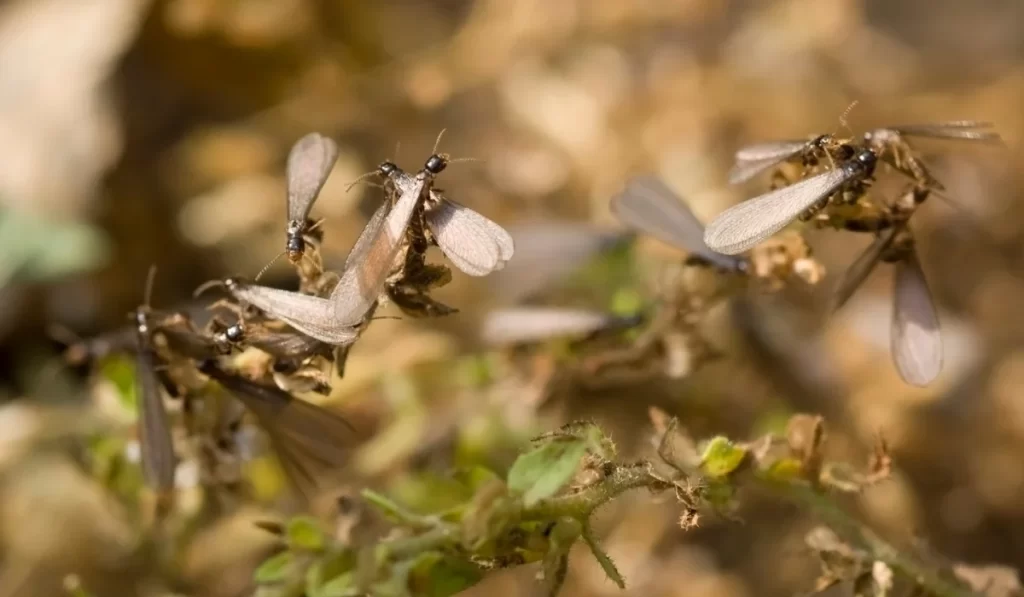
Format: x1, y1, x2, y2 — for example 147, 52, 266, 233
287, 516, 325, 551
581, 521, 625, 589
254, 551, 295, 584
0, 209, 110, 285
507, 439, 588, 506
362, 489, 412, 521
699, 436, 748, 478
318, 573, 356, 597
409, 552, 483, 597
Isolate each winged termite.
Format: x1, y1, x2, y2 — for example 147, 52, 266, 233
198, 359, 357, 499
610, 175, 747, 272
284, 132, 340, 265
133, 268, 177, 498
728, 135, 854, 185
480, 307, 643, 346
830, 220, 942, 386
210, 159, 429, 345
488, 222, 632, 303
863, 122, 1002, 190
370, 155, 514, 277
704, 149, 878, 255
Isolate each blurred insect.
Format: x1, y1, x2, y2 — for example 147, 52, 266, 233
611, 175, 824, 288
704, 148, 879, 255
863, 121, 1002, 190
488, 222, 631, 304
132, 267, 177, 501
198, 359, 358, 499
480, 307, 643, 347
284, 132, 340, 267
611, 175, 748, 273
829, 185, 942, 387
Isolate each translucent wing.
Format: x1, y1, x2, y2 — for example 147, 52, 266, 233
344, 201, 389, 269
488, 222, 629, 303
704, 167, 853, 255
610, 175, 743, 270
891, 250, 942, 387
480, 307, 620, 345
330, 172, 424, 324
286, 132, 340, 222
425, 194, 514, 276
202, 363, 356, 498
877, 123, 1002, 143
830, 226, 900, 312
729, 140, 810, 184
227, 282, 358, 346
135, 333, 176, 493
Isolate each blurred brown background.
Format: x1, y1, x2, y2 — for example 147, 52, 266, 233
1, 0, 1024, 595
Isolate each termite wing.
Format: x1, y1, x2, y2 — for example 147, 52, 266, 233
218, 158, 429, 345
480, 307, 643, 346
830, 223, 942, 387
863, 121, 1002, 190
488, 222, 632, 304
728, 134, 852, 185
198, 359, 358, 499
133, 270, 178, 496
285, 132, 340, 264
610, 175, 747, 272
373, 154, 514, 278
704, 148, 878, 255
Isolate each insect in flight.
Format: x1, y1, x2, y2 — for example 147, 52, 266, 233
284, 132, 340, 266
610, 175, 748, 273
480, 307, 643, 347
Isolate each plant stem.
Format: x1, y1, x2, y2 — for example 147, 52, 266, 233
521, 464, 671, 521
759, 480, 979, 597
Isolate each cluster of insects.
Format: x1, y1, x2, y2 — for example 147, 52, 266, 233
62, 118, 1001, 508
64, 132, 515, 505
480, 119, 1000, 390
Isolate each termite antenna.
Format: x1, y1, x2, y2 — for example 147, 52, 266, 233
432, 129, 447, 155
344, 170, 381, 193
255, 251, 286, 282
838, 100, 859, 136
193, 279, 227, 298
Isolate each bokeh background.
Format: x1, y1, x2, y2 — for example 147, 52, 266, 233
1, 0, 1024, 595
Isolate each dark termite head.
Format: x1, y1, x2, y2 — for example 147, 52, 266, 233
286, 234, 305, 264
844, 148, 878, 177
377, 161, 398, 178
424, 153, 448, 175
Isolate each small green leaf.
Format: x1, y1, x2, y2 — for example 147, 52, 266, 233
318, 573, 356, 597
409, 552, 483, 597
508, 439, 588, 506
699, 436, 748, 478
254, 551, 295, 584
362, 489, 411, 521
287, 516, 325, 551
581, 521, 625, 589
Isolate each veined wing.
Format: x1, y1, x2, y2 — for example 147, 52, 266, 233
891, 250, 942, 387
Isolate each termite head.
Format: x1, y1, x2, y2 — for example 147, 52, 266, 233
286, 234, 305, 264
846, 149, 878, 177
378, 161, 398, 178
424, 154, 448, 175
